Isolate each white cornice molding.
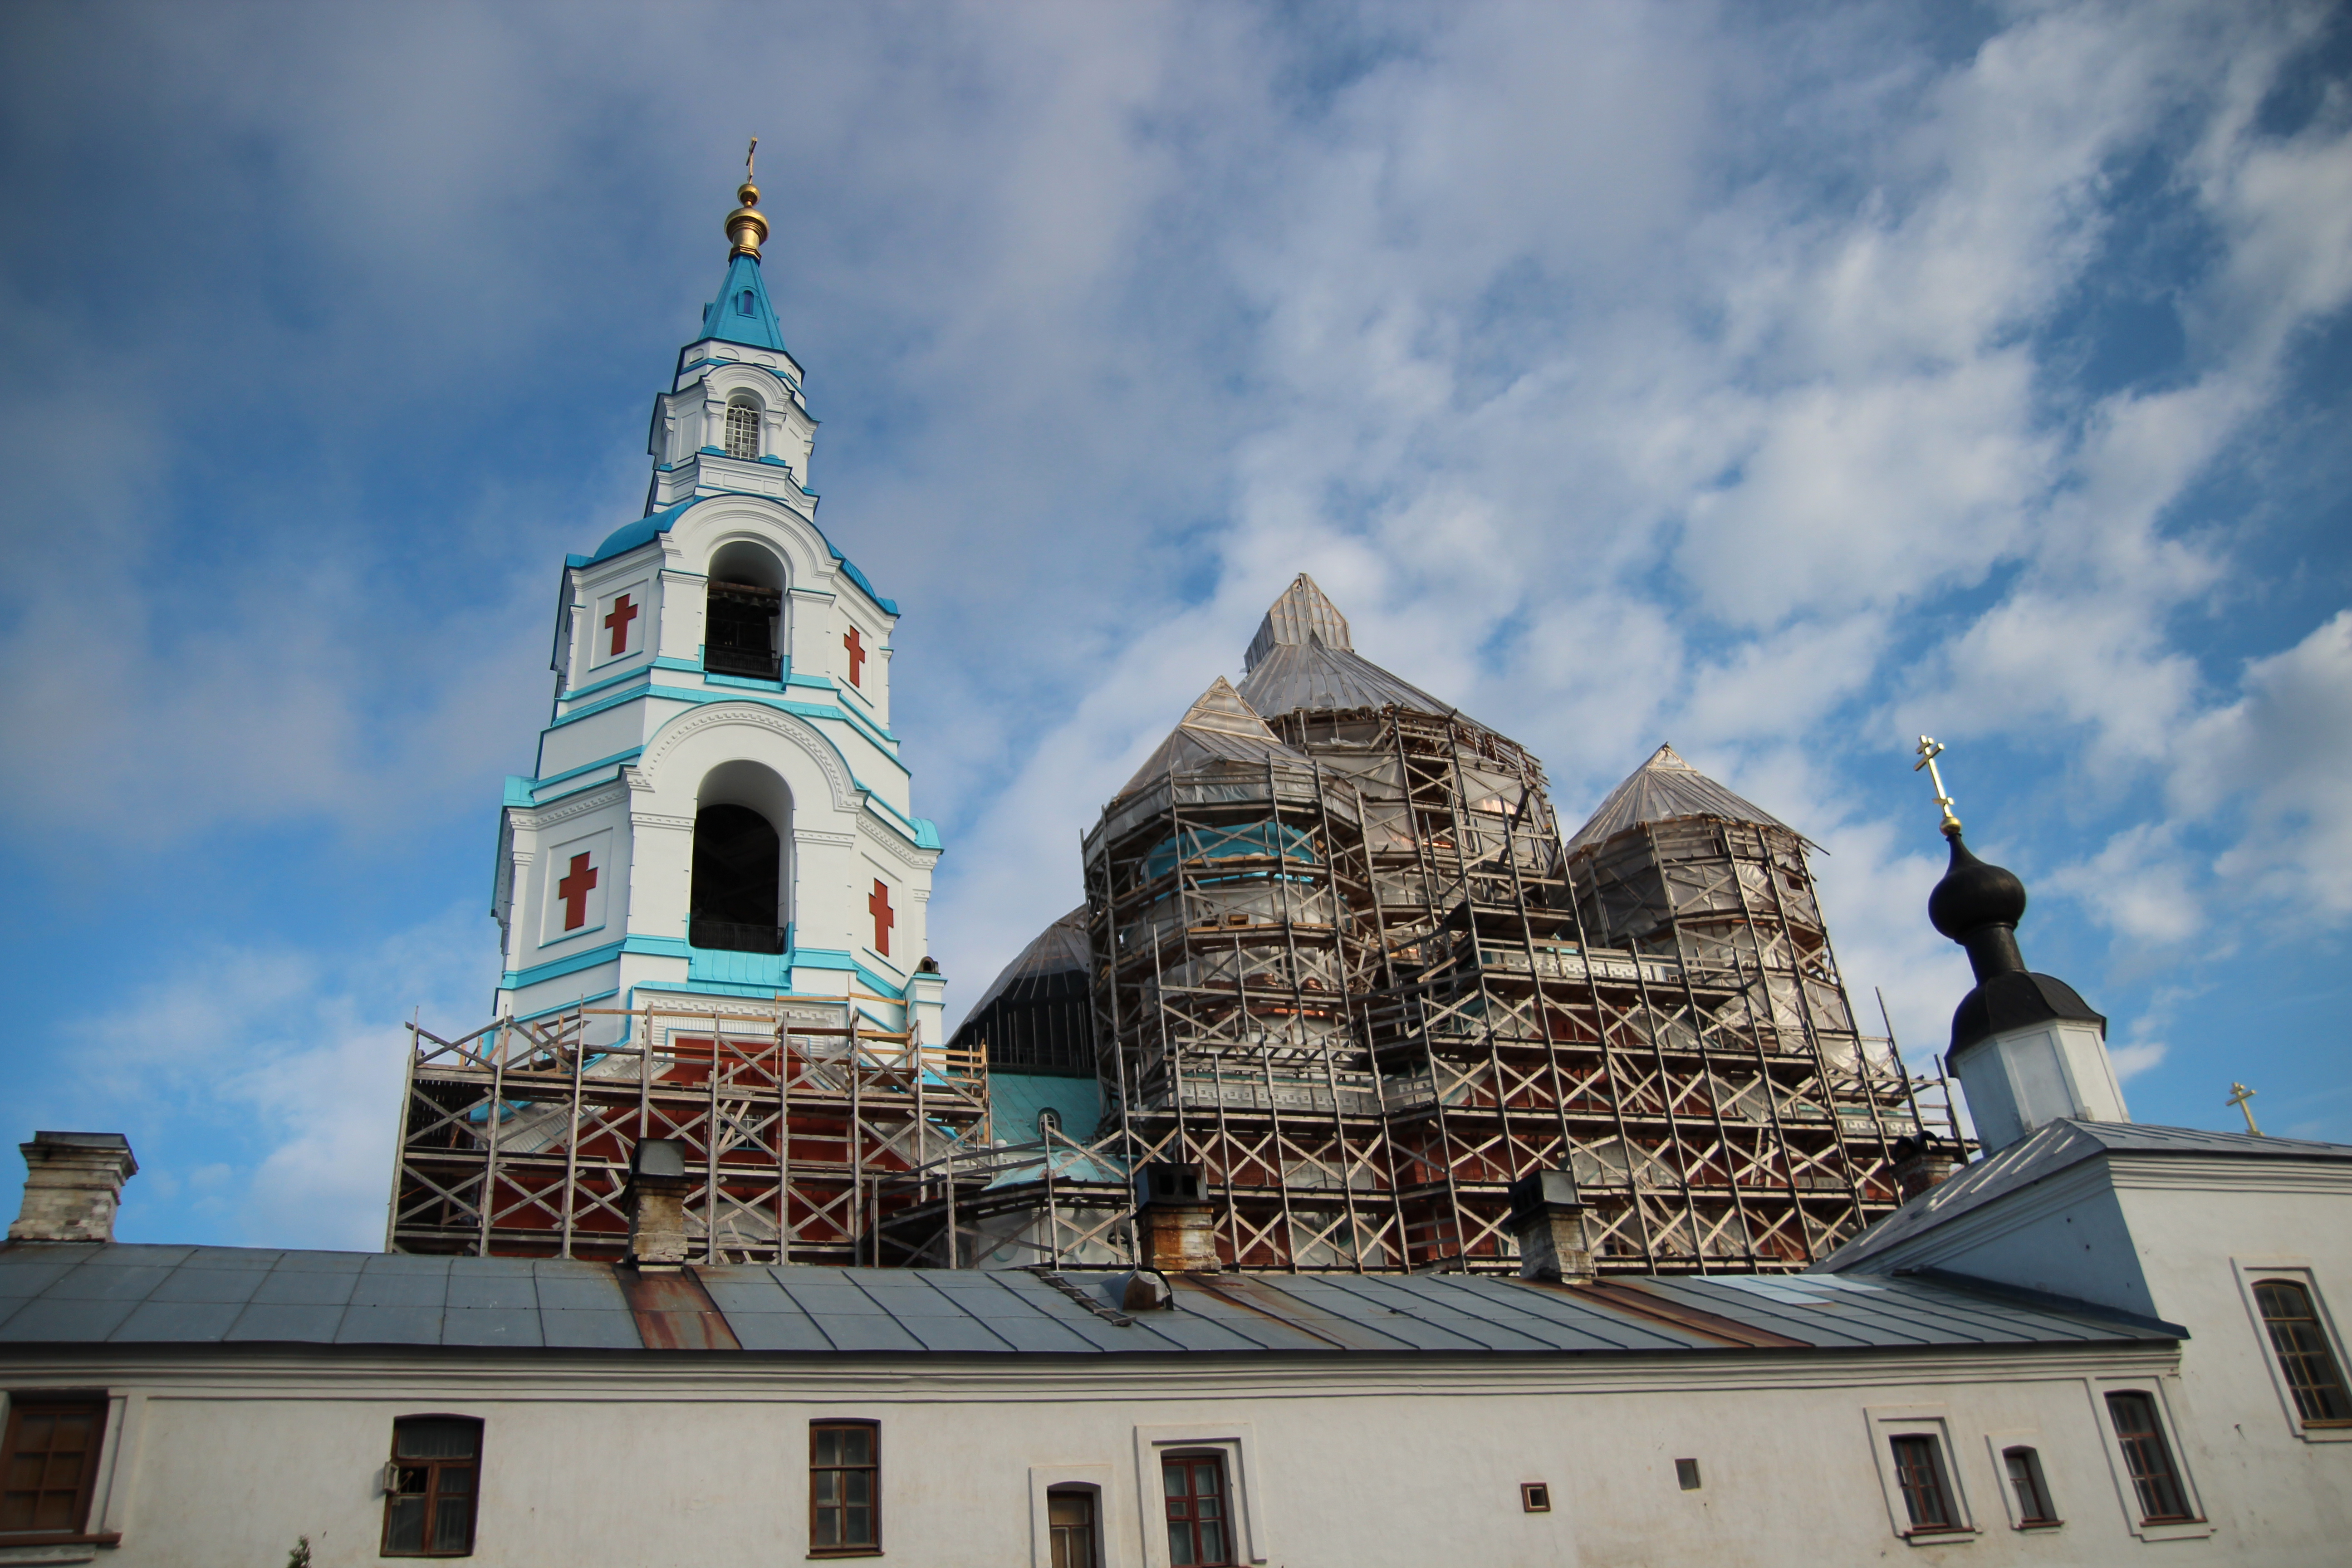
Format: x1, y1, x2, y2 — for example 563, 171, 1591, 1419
0, 1340, 2180, 1404
513, 782, 628, 833
860, 816, 940, 872
639, 701, 859, 816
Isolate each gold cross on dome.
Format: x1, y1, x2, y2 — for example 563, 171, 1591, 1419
1913, 736, 1962, 838
2226, 1082, 2262, 1136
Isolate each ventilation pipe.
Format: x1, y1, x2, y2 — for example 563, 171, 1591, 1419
1132, 1163, 1219, 1274
1506, 1169, 1594, 1284
626, 1139, 694, 1269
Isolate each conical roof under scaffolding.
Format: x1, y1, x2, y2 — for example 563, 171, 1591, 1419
1235, 573, 1471, 722
1112, 676, 1310, 800
1566, 743, 1793, 850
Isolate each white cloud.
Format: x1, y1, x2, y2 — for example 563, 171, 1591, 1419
2110, 1040, 2172, 1083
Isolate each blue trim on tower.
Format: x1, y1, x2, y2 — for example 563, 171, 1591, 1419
567, 495, 898, 616
700, 252, 790, 353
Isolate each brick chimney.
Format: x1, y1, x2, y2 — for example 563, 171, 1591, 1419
1506, 1169, 1593, 1284
626, 1139, 694, 1269
1891, 1135, 1965, 1201
1132, 1162, 1219, 1274
10, 1132, 137, 1243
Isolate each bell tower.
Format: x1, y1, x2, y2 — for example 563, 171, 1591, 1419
489, 154, 946, 1044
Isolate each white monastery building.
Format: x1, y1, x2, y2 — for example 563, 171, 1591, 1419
2, 166, 2348, 1568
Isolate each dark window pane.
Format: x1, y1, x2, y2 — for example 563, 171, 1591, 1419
814, 1512, 838, 1546
842, 1430, 872, 1465
1890, 1435, 1953, 1530
844, 1506, 872, 1544
2004, 1447, 2055, 1524
1200, 1521, 1226, 1562
2107, 1393, 2192, 1522
1168, 1523, 1194, 1566
431, 1495, 473, 1552
385, 1497, 425, 1553
395, 1420, 480, 1460
2255, 1280, 2352, 1423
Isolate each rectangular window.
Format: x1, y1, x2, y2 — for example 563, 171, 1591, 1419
382, 1416, 480, 1558
1163, 1452, 1234, 1568
2254, 1279, 2352, 1425
0, 1397, 107, 1544
1048, 1486, 1098, 1568
811, 1421, 879, 1556
1888, 1435, 1955, 1533
2002, 1446, 2058, 1526
2106, 1392, 2192, 1524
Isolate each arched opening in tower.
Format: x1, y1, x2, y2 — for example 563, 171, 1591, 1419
705, 540, 784, 679
690, 804, 785, 953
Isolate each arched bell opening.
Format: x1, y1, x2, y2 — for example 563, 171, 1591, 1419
705, 540, 785, 679
689, 760, 792, 954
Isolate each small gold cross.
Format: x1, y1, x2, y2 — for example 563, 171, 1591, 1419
2226, 1082, 2261, 1136
1913, 736, 1962, 838
746, 137, 759, 182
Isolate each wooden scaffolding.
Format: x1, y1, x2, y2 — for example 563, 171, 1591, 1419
386, 997, 990, 1264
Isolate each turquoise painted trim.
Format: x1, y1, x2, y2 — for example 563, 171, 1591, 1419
503, 775, 534, 808
500, 932, 693, 990
552, 679, 663, 727
529, 746, 643, 800
759, 455, 792, 468
687, 946, 790, 987
699, 251, 791, 353
512, 987, 619, 1020
861, 789, 942, 849
502, 939, 624, 990
553, 685, 911, 783
636, 978, 785, 1000
651, 656, 704, 675
678, 354, 801, 393
784, 672, 837, 692
562, 662, 653, 703
575, 495, 898, 615
780, 948, 910, 1002
703, 670, 787, 692
699, 445, 724, 455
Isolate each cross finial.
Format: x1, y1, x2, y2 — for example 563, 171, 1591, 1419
746, 137, 758, 182
1913, 735, 1963, 838
2226, 1081, 2262, 1136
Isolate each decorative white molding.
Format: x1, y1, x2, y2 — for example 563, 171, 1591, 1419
516, 782, 629, 832
638, 702, 859, 815
860, 816, 941, 872
797, 828, 856, 848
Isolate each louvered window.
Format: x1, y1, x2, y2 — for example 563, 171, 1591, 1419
725, 402, 760, 460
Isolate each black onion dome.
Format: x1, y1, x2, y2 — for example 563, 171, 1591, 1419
1928, 832, 2027, 940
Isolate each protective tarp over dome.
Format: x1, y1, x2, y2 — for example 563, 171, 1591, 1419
1112, 677, 1308, 801
1236, 573, 1470, 724
949, 906, 1094, 1076
1565, 743, 1792, 851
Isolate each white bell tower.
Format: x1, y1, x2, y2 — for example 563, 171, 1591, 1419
489, 157, 946, 1043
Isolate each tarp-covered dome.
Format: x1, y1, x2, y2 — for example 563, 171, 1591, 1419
1566, 743, 1792, 851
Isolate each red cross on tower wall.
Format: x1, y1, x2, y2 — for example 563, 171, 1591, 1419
867, 878, 894, 956
603, 593, 639, 657
557, 853, 599, 931
843, 625, 867, 686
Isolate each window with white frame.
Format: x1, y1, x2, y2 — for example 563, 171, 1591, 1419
725, 399, 760, 461
1864, 1407, 1975, 1543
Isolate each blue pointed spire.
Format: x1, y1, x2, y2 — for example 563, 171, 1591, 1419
700, 252, 790, 353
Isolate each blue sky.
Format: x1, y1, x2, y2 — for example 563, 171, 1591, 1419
2, 0, 2347, 1249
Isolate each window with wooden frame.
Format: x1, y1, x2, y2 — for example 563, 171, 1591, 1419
382, 1416, 481, 1558
0, 1396, 110, 1546
2254, 1279, 2352, 1426
810, 1421, 879, 1556
1888, 1434, 1957, 1534
2001, 1446, 2059, 1528
2105, 1392, 2193, 1524
1162, 1451, 1235, 1568
1047, 1485, 1098, 1568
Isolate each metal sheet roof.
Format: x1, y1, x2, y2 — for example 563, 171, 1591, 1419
1818, 1118, 2352, 1274
957, 906, 1088, 1022
0, 1242, 2173, 1357
1110, 678, 1314, 803
1565, 743, 1792, 850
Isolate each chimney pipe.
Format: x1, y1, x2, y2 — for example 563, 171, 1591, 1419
1132, 1163, 1219, 1274
626, 1139, 693, 1269
1506, 1169, 1592, 1283
10, 1132, 137, 1244
1891, 1136, 1965, 1201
